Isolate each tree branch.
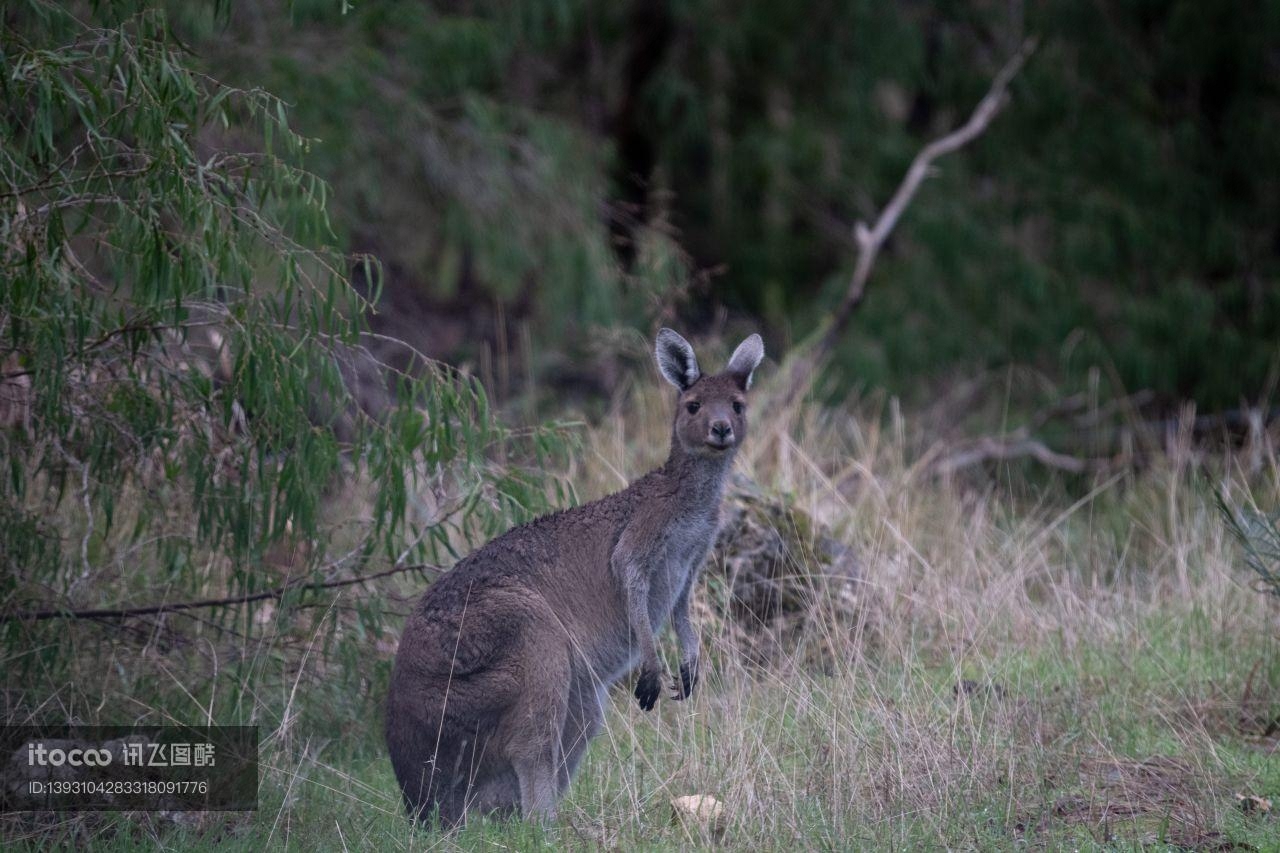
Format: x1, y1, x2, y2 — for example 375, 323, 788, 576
0, 562, 443, 623
780, 39, 1036, 407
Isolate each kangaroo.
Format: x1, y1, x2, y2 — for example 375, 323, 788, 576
385, 328, 764, 826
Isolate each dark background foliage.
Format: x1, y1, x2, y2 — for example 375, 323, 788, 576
179, 0, 1279, 410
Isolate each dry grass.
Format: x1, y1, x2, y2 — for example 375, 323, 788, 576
5, 375, 1280, 850
544, 377, 1280, 849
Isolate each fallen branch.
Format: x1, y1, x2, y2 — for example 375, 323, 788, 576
0, 562, 443, 623
780, 39, 1036, 407
929, 434, 1106, 477
926, 402, 1280, 478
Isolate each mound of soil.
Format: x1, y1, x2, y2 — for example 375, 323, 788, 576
705, 476, 867, 668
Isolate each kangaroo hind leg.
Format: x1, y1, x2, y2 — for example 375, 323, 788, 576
559, 678, 604, 793
501, 635, 570, 823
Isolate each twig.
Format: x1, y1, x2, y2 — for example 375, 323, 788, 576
780, 39, 1036, 407
0, 562, 443, 623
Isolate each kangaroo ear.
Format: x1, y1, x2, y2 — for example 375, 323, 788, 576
655, 328, 700, 391
726, 333, 765, 390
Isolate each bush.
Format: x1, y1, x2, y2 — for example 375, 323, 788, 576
1219, 494, 1280, 600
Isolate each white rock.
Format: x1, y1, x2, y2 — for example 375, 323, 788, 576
670, 794, 726, 836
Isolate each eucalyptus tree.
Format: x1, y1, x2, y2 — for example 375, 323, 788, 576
0, 1, 547, 715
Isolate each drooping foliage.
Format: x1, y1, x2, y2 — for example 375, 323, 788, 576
0, 1, 557, 719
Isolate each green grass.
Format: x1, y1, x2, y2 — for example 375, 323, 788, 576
7, 618, 1277, 850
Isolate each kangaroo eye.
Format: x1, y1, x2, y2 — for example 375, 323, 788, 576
685, 402, 701, 415
732, 401, 744, 414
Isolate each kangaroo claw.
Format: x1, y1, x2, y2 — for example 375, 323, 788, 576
671, 661, 697, 700
634, 668, 662, 711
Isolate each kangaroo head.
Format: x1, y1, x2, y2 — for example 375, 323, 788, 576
655, 328, 765, 458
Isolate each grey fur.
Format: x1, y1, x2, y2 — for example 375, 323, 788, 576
385, 329, 765, 827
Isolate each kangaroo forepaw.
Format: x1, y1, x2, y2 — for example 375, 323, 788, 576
634, 668, 662, 711
671, 661, 698, 700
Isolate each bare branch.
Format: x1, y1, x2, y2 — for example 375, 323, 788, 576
780, 39, 1036, 407
929, 434, 1107, 477
0, 562, 443, 623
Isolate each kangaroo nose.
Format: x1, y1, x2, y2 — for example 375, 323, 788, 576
710, 421, 732, 441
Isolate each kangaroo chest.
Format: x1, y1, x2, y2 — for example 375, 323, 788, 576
646, 507, 719, 629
